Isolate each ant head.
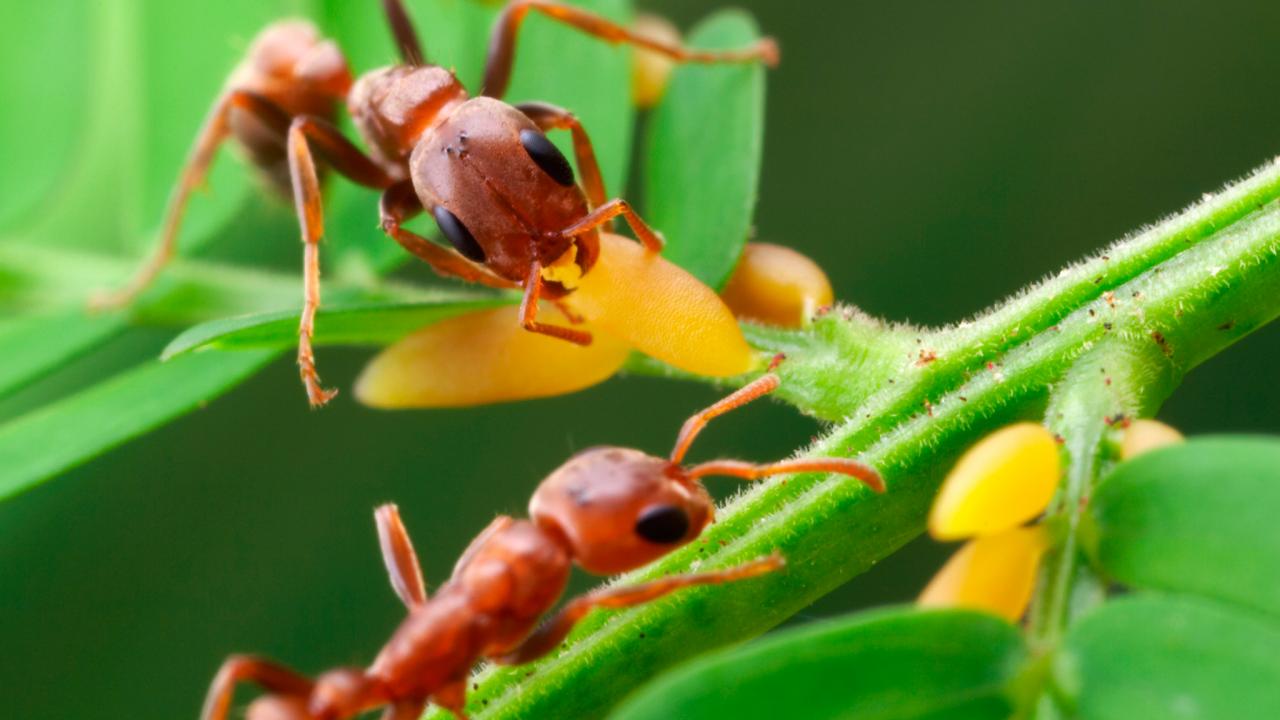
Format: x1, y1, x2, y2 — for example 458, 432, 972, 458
530, 447, 713, 575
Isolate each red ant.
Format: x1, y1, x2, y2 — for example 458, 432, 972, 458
94, 0, 778, 407
200, 373, 883, 719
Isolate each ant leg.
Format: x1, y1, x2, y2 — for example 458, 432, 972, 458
483, 0, 779, 100
491, 554, 784, 666
201, 655, 313, 720
381, 0, 426, 65
560, 198, 664, 252
286, 114, 398, 407
670, 374, 780, 463
520, 262, 593, 345
375, 504, 427, 609
89, 90, 269, 310
378, 182, 517, 290
431, 680, 471, 720
381, 699, 429, 720
687, 458, 885, 493
514, 102, 606, 209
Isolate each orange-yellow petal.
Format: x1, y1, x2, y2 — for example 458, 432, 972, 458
918, 525, 1047, 621
1120, 419, 1184, 460
929, 423, 1060, 541
354, 305, 629, 408
720, 242, 835, 328
631, 14, 681, 109
565, 232, 755, 377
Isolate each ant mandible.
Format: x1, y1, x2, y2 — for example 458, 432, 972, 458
200, 372, 883, 719
93, 0, 779, 407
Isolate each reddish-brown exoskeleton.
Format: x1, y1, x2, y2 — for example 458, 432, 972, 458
200, 372, 883, 719
94, 0, 778, 407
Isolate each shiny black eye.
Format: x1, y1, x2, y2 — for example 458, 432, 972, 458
520, 129, 574, 187
432, 205, 485, 262
634, 505, 689, 544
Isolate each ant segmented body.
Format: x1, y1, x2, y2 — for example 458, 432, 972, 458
96, 0, 778, 407
201, 373, 883, 719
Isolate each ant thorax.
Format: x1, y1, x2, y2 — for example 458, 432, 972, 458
348, 65, 467, 169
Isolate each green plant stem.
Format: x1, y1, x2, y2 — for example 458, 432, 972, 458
430, 166, 1280, 718
1029, 340, 1169, 651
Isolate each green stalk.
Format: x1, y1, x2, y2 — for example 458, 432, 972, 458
1028, 340, 1168, 650
429, 165, 1280, 718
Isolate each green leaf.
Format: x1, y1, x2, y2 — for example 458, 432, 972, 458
1054, 594, 1280, 720
0, 312, 126, 400
1082, 436, 1280, 619
162, 297, 511, 358
611, 608, 1027, 720
0, 349, 277, 501
0, 0, 89, 230
643, 10, 766, 287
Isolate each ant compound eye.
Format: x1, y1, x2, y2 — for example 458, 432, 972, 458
519, 129, 575, 187
634, 505, 690, 544
432, 205, 486, 262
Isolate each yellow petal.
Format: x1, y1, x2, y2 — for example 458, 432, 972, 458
631, 14, 681, 109
918, 525, 1047, 621
354, 306, 628, 408
929, 423, 1060, 540
720, 242, 835, 328
1120, 419, 1184, 460
566, 232, 755, 377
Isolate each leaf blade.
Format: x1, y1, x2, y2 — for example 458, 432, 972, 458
0, 311, 126, 400
0, 349, 277, 501
1055, 594, 1280, 720
1084, 436, 1280, 619
162, 297, 512, 358
611, 608, 1027, 720
643, 10, 766, 287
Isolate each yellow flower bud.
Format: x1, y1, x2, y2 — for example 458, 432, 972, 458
918, 525, 1047, 621
720, 242, 835, 328
355, 305, 629, 408
565, 233, 755, 377
929, 423, 1060, 540
1120, 418, 1184, 460
631, 14, 681, 109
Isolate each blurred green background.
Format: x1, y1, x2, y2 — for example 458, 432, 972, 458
3, 1, 1280, 718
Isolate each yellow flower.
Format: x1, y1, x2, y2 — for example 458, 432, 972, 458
928, 423, 1060, 541
1120, 418, 1184, 460
918, 525, 1047, 621
356, 233, 754, 408
720, 242, 834, 328
355, 305, 630, 408
563, 233, 754, 378
630, 14, 682, 109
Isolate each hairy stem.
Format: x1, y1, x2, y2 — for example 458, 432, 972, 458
1029, 340, 1169, 650
429, 161, 1280, 719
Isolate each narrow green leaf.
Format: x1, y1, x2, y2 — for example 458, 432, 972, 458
0, 349, 277, 501
1082, 436, 1280, 620
1054, 594, 1280, 720
0, 0, 88, 229
611, 608, 1027, 720
0, 311, 126, 400
0, 241, 446, 328
644, 10, 766, 287
162, 297, 511, 358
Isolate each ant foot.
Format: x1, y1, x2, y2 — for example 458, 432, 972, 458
757, 38, 781, 67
